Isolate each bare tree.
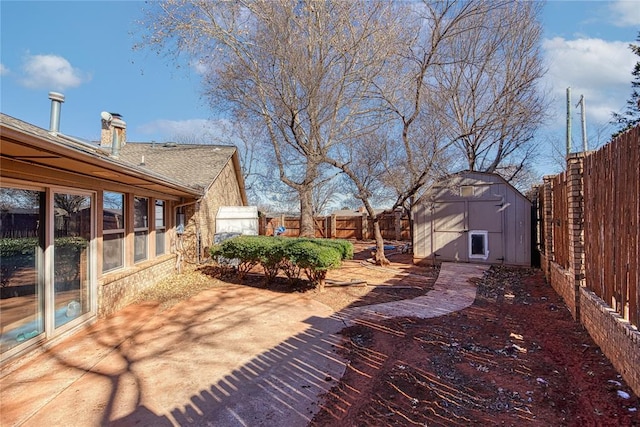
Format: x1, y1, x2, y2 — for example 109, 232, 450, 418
141, 0, 403, 236
432, 1, 547, 180
324, 1, 547, 264
326, 1, 501, 264
141, 0, 547, 261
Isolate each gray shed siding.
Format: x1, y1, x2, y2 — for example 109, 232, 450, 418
412, 172, 531, 266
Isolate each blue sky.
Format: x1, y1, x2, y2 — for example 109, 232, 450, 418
1, 1, 639, 177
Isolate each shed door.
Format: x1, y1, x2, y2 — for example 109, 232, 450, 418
433, 201, 468, 262
432, 199, 504, 263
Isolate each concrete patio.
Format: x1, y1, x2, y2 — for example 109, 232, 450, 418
0, 263, 486, 426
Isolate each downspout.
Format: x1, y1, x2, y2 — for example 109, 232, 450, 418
173, 199, 202, 264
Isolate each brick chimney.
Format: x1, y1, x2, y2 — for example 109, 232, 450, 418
100, 113, 126, 149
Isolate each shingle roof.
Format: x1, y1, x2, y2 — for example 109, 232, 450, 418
115, 143, 237, 192
1, 113, 238, 196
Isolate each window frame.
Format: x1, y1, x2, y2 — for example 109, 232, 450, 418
468, 230, 489, 260
155, 199, 166, 256
133, 196, 149, 263
102, 191, 125, 272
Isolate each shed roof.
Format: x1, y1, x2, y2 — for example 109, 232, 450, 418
417, 170, 531, 204
216, 206, 258, 219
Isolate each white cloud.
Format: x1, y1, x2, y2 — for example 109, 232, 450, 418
609, 1, 640, 27
542, 37, 636, 126
0, 63, 9, 75
136, 118, 232, 143
19, 54, 91, 90
191, 60, 210, 75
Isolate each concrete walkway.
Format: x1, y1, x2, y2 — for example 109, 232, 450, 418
341, 262, 488, 321
0, 263, 487, 426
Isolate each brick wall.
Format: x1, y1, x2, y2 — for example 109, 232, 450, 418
540, 252, 551, 279
539, 150, 640, 398
549, 261, 578, 319
580, 288, 640, 397
98, 254, 176, 317
196, 159, 245, 253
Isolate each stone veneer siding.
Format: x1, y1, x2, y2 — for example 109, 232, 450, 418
98, 254, 176, 317
580, 288, 640, 397
197, 159, 245, 252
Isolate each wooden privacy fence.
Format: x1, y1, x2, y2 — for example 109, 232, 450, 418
259, 212, 411, 241
538, 126, 640, 328
537, 127, 640, 396
583, 128, 639, 326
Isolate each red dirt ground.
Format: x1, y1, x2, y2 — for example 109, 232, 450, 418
303, 244, 640, 426
186, 241, 639, 425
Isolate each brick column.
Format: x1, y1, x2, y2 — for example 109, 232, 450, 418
541, 176, 555, 277
566, 153, 586, 314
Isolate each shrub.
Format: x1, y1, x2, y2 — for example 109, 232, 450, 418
257, 237, 284, 283
210, 235, 262, 278
286, 240, 342, 291
210, 236, 353, 291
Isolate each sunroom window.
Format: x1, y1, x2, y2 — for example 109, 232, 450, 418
155, 200, 166, 256
103, 191, 124, 272
134, 197, 148, 263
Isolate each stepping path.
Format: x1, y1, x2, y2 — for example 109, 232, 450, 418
340, 262, 488, 321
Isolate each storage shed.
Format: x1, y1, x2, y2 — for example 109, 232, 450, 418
412, 171, 532, 266
215, 206, 259, 236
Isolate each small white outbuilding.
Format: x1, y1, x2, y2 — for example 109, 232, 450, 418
215, 206, 259, 240
412, 171, 532, 266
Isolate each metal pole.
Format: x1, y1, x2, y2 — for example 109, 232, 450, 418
580, 95, 588, 151
566, 87, 571, 156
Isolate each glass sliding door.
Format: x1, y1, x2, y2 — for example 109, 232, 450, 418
0, 188, 45, 353
53, 193, 91, 329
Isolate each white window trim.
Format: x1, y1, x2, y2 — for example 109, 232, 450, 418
468, 230, 489, 260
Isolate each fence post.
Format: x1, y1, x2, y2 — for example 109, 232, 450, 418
394, 210, 401, 241
331, 214, 338, 237
567, 153, 586, 316
259, 215, 265, 236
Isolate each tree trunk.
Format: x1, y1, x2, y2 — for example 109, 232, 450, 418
371, 215, 390, 266
299, 186, 315, 237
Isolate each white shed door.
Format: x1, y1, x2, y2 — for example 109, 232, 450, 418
433, 201, 468, 262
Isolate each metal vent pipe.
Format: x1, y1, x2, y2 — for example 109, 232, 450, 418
48, 92, 65, 134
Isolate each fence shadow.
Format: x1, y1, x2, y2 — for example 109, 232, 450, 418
110, 314, 347, 426
0, 243, 440, 426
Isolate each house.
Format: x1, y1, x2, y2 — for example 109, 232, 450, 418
0, 92, 247, 364
412, 171, 532, 266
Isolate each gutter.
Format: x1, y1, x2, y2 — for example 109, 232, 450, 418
174, 199, 202, 265
0, 123, 203, 197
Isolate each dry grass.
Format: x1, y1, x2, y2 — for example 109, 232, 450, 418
131, 240, 438, 313
131, 267, 227, 311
